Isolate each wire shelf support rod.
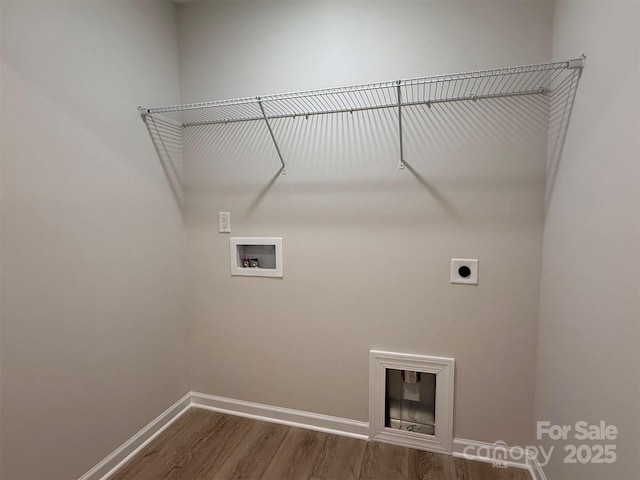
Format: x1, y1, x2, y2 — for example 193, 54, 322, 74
258, 97, 287, 175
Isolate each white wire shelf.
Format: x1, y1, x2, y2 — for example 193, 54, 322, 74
139, 56, 585, 174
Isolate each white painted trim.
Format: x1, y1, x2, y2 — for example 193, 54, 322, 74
77, 392, 192, 480
78, 391, 545, 480
190, 391, 369, 439
369, 350, 455, 454
452, 437, 548, 479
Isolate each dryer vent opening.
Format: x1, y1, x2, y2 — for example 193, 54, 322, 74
385, 369, 436, 435
370, 351, 455, 453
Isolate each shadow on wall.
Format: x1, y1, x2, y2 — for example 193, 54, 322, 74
545, 67, 583, 212
401, 160, 459, 219
144, 115, 184, 209
142, 81, 580, 222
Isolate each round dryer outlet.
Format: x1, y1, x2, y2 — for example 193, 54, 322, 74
450, 258, 479, 285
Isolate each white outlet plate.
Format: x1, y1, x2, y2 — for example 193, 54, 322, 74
450, 258, 478, 285
219, 212, 230, 233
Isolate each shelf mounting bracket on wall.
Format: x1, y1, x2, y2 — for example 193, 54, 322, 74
258, 97, 287, 175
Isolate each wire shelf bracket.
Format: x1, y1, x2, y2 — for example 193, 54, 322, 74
257, 97, 287, 175
396, 80, 405, 170
139, 56, 585, 174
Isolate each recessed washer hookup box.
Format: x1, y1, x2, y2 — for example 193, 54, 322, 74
230, 237, 283, 278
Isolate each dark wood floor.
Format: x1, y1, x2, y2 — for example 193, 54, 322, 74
111, 408, 531, 480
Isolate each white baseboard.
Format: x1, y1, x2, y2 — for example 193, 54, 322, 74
452, 438, 547, 478
528, 455, 549, 480
77, 392, 191, 480
79, 391, 546, 480
190, 391, 369, 440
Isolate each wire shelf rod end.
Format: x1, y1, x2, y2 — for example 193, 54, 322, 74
568, 55, 586, 69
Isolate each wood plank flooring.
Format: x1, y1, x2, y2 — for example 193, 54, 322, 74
111, 409, 531, 480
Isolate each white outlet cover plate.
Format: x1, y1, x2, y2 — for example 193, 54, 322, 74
450, 258, 479, 285
219, 212, 230, 233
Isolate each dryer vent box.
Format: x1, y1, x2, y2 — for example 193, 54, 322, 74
370, 350, 455, 454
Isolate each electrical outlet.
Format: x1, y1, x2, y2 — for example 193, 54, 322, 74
219, 212, 231, 233
450, 258, 479, 285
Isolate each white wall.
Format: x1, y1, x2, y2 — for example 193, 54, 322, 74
6, 3, 636, 479
179, 1, 553, 445
0, 2, 187, 479
536, 1, 640, 479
